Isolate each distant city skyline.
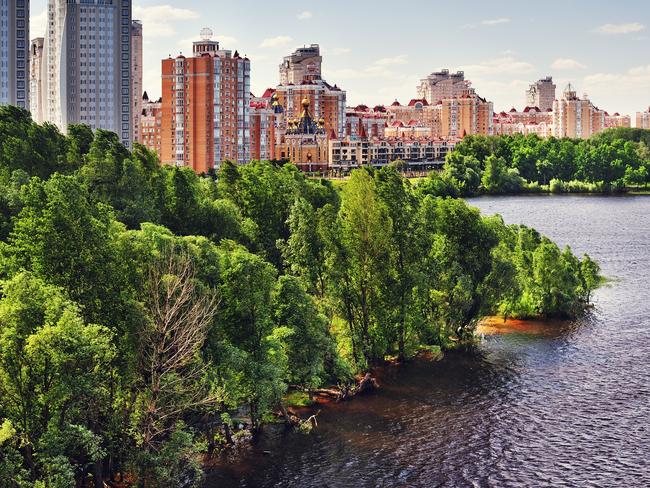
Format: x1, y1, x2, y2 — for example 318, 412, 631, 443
28, 0, 649, 116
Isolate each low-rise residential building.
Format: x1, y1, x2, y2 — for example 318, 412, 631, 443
384, 120, 433, 139
329, 137, 456, 172
604, 112, 631, 129
493, 107, 553, 137
345, 105, 388, 139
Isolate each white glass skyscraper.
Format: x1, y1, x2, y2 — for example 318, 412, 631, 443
44, 0, 132, 147
0, 0, 29, 108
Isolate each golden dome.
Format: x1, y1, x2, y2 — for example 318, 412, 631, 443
301, 98, 311, 108
318, 117, 325, 125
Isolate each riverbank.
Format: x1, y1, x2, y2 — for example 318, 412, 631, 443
324, 175, 650, 196
477, 316, 573, 336
204, 194, 649, 488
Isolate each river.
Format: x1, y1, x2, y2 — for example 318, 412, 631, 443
206, 195, 650, 487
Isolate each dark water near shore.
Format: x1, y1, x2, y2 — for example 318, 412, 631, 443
206, 195, 650, 487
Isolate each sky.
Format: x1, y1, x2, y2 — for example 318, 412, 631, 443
30, 0, 650, 116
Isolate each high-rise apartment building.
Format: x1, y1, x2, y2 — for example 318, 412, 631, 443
250, 93, 278, 161
140, 92, 162, 156
0, 0, 29, 108
636, 109, 650, 129
279, 44, 322, 85
131, 20, 143, 143
29, 37, 45, 122
417, 70, 468, 104
436, 88, 493, 138
44, 0, 132, 147
160, 32, 251, 173
552, 84, 597, 139
526, 76, 556, 112
274, 44, 346, 141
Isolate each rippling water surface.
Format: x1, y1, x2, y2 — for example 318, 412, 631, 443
206, 195, 650, 487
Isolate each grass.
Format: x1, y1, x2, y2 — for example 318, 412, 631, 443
284, 390, 315, 408
325, 175, 427, 192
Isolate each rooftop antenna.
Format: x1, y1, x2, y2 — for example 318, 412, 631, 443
200, 27, 213, 41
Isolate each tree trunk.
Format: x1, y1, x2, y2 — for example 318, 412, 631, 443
93, 460, 103, 488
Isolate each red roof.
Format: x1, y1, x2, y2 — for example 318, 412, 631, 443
523, 106, 541, 113
391, 100, 401, 106
391, 120, 404, 127
408, 98, 429, 107
261, 88, 276, 98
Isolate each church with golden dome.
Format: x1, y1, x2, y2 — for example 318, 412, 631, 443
276, 98, 329, 172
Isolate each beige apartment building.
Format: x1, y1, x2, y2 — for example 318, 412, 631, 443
437, 88, 493, 138
526, 76, 556, 112
417, 69, 468, 104
636, 109, 650, 129
552, 84, 598, 139
29, 38, 45, 122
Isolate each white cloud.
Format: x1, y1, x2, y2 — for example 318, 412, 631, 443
297, 11, 313, 20
464, 18, 511, 29
374, 54, 408, 66
30, 9, 47, 38
582, 65, 650, 113
460, 57, 535, 76
596, 23, 645, 35
481, 18, 511, 26
327, 65, 412, 82
551, 58, 587, 70
470, 78, 532, 110
322, 47, 351, 55
259, 36, 293, 49
133, 5, 199, 38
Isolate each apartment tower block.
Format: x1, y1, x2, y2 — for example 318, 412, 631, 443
160, 31, 251, 173
526, 76, 556, 112
0, 0, 29, 108
44, 0, 132, 147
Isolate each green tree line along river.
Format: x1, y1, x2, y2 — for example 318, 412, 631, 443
0, 106, 604, 487
421, 127, 650, 196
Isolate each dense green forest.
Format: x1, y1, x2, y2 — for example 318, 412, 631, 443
0, 107, 600, 487
424, 128, 650, 196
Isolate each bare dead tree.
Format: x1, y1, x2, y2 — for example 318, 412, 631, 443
139, 246, 220, 452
